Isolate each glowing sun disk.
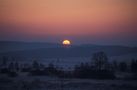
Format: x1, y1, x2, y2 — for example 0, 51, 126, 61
62, 40, 71, 45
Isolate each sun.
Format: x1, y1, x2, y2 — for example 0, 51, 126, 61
62, 40, 71, 45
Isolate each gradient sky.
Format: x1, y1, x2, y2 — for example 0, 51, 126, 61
0, 0, 137, 46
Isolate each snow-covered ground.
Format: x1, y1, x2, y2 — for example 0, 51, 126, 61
0, 75, 137, 90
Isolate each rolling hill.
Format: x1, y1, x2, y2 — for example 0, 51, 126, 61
0, 41, 137, 58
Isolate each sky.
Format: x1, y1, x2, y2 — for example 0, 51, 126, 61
0, 0, 137, 46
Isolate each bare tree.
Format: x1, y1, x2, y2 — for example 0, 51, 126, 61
92, 52, 108, 70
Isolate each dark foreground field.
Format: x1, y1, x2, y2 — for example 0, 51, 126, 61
0, 75, 137, 90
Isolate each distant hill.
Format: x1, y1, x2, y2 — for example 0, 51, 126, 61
0, 41, 137, 58
0, 41, 61, 53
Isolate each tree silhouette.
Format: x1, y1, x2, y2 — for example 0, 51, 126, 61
119, 62, 127, 72
8, 62, 15, 71
92, 52, 108, 70
32, 60, 40, 70
46, 63, 56, 75
112, 60, 118, 71
15, 62, 19, 71
131, 59, 137, 73
1, 56, 8, 67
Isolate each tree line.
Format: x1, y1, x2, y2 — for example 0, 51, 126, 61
0, 52, 137, 79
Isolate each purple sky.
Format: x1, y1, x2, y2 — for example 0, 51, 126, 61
0, 0, 137, 46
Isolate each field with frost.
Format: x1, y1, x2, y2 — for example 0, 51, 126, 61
0, 75, 137, 90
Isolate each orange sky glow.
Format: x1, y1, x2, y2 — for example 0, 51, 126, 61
0, 0, 137, 45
